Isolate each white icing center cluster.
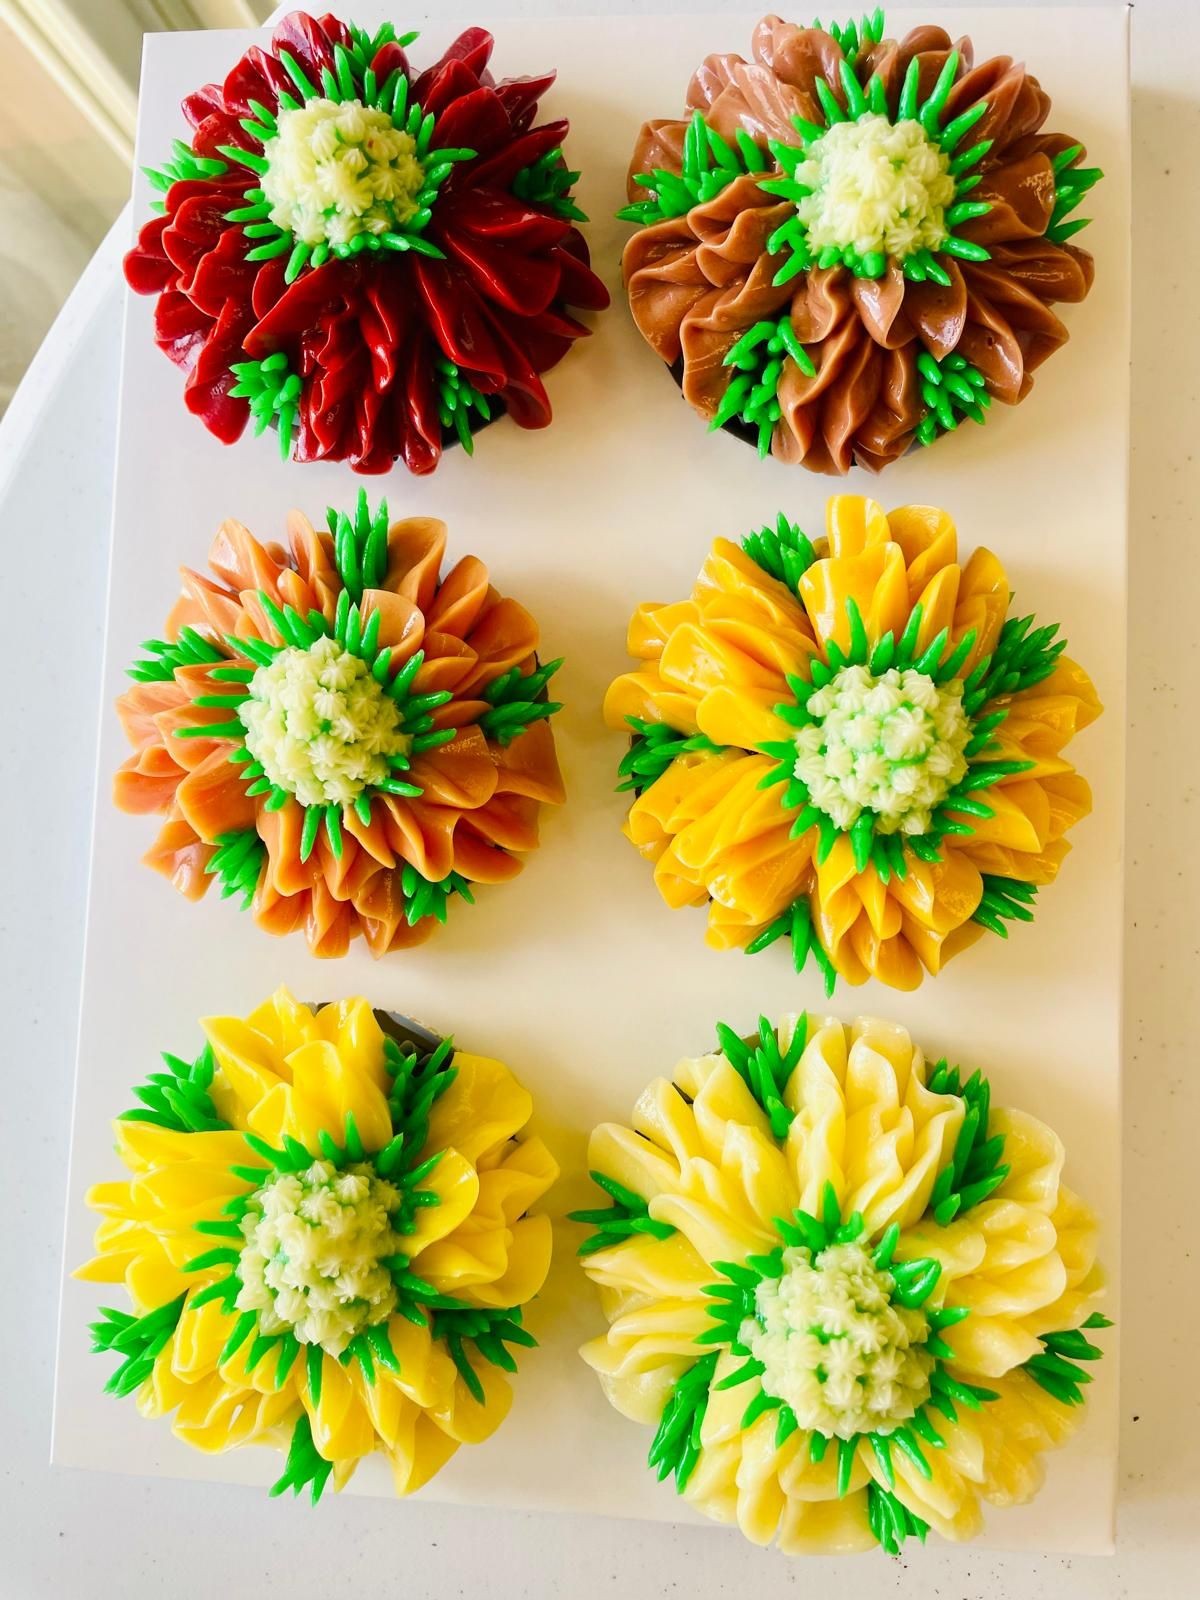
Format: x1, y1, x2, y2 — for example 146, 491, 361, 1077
261, 98, 426, 249
239, 635, 411, 809
796, 113, 955, 262
743, 1241, 934, 1439
236, 1160, 402, 1356
794, 664, 970, 835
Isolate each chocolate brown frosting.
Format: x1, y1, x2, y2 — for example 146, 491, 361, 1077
624, 15, 1096, 473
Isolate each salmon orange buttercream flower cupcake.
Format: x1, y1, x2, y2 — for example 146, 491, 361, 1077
115, 493, 564, 956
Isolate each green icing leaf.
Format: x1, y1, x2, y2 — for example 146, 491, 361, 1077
142, 138, 229, 212
398, 864, 476, 929
925, 1061, 1009, 1224
914, 350, 992, 446
820, 8, 886, 69
512, 146, 587, 221
435, 357, 493, 454
1046, 144, 1104, 245
569, 1171, 677, 1257
1021, 1312, 1112, 1405
90, 1295, 187, 1398
647, 1351, 719, 1490
229, 352, 300, 459
972, 874, 1038, 938
326, 488, 390, 602
619, 109, 764, 225
346, 21, 419, 68
269, 1411, 334, 1503
117, 1041, 229, 1134
715, 1016, 808, 1137
203, 828, 265, 909
962, 611, 1070, 716
710, 315, 816, 456
867, 1480, 930, 1555
617, 716, 722, 795
744, 897, 837, 995
430, 1305, 537, 1404
382, 1031, 458, 1166
127, 625, 224, 684
478, 658, 563, 746
740, 512, 818, 595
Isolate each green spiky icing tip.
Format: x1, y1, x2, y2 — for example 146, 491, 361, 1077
127, 491, 562, 927
94, 1016, 540, 1504
576, 1021, 1112, 1557
615, 512, 1065, 993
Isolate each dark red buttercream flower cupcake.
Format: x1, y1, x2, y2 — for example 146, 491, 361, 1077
125, 12, 609, 473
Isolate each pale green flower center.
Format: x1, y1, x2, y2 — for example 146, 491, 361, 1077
261, 97, 426, 249
235, 1160, 402, 1356
796, 113, 955, 262
743, 1241, 933, 1439
238, 635, 411, 810
794, 663, 970, 835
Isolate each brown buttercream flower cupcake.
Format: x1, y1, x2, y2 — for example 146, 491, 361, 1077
619, 11, 1101, 472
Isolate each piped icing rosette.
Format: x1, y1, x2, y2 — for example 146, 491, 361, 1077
573, 1014, 1109, 1555
114, 493, 564, 956
78, 988, 558, 1501
604, 495, 1100, 991
619, 10, 1100, 471
125, 12, 609, 473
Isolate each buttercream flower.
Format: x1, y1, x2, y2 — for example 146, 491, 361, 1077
115, 492, 564, 957
619, 10, 1100, 471
573, 1013, 1109, 1554
78, 988, 558, 1501
125, 12, 608, 474
604, 495, 1100, 991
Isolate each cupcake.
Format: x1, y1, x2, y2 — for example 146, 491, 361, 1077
619, 11, 1100, 471
115, 493, 564, 956
77, 987, 558, 1500
604, 495, 1100, 991
125, 13, 609, 473
573, 1012, 1109, 1554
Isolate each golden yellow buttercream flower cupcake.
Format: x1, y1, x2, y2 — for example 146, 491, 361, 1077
604, 495, 1101, 990
573, 1013, 1109, 1555
77, 988, 557, 1501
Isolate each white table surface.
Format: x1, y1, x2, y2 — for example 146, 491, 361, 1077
1, 1, 1194, 1594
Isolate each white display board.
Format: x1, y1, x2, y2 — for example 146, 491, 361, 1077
54, 7, 1129, 1555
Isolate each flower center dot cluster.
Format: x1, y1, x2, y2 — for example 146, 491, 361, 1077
794, 663, 970, 834
796, 114, 955, 262
239, 635, 411, 809
743, 1241, 934, 1439
235, 1159, 402, 1356
261, 98, 426, 248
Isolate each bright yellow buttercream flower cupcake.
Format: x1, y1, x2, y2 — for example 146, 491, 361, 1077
77, 988, 557, 1501
573, 1013, 1109, 1555
604, 495, 1101, 991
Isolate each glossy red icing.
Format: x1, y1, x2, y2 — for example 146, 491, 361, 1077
125, 11, 609, 472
